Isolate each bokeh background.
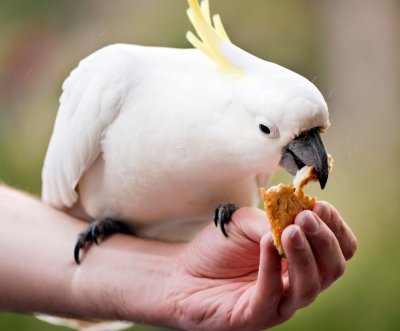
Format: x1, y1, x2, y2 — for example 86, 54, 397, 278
1, 0, 399, 330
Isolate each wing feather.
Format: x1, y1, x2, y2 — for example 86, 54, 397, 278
42, 48, 125, 208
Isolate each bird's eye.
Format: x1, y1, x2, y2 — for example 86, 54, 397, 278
259, 124, 271, 135
256, 118, 279, 138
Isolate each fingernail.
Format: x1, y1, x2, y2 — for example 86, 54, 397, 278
300, 211, 320, 234
290, 227, 304, 249
314, 203, 331, 222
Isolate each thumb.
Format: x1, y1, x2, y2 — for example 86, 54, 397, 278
230, 207, 270, 244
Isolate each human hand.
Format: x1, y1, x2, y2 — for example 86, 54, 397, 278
0, 186, 356, 330
166, 202, 357, 331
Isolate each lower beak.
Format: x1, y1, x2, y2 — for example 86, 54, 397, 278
279, 127, 329, 189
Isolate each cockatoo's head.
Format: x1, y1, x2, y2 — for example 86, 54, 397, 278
236, 65, 330, 188
187, 0, 330, 188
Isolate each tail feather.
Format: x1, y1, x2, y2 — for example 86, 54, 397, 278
36, 314, 133, 331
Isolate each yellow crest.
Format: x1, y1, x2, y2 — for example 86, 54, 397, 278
186, 0, 240, 72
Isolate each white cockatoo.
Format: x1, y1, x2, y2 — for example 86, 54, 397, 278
39, 0, 329, 330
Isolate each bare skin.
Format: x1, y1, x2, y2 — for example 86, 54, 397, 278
0, 185, 356, 330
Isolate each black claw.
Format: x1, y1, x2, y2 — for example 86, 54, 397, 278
74, 239, 83, 264
74, 242, 80, 264
214, 203, 239, 238
91, 226, 99, 245
214, 204, 222, 227
74, 228, 92, 264
220, 219, 228, 237
73, 219, 130, 264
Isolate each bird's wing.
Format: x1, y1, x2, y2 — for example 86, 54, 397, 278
42, 48, 125, 208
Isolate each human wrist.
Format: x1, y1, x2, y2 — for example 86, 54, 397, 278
122, 241, 185, 328
69, 235, 186, 327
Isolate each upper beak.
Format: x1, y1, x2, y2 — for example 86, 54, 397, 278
279, 127, 329, 189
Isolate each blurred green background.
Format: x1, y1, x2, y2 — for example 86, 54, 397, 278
1, 0, 399, 330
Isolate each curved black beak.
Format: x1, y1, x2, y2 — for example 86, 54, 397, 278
279, 127, 329, 189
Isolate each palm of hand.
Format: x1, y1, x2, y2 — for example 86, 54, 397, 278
169, 203, 356, 331
171, 208, 286, 331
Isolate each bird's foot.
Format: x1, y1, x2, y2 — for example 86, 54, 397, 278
74, 218, 130, 264
214, 203, 239, 237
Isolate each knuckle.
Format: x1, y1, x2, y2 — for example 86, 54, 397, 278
278, 304, 295, 322
345, 236, 358, 260
322, 259, 346, 289
333, 259, 346, 280
325, 232, 337, 249
269, 284, 284, 301
301, 283, 320, 305
327, 210, 342, 233
334, 219, 345, 237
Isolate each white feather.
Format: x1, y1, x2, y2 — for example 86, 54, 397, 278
42, 45, 126, 208
36, 315, 132, 331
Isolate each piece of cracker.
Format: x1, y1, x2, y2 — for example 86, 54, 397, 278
260, 155, 333, 256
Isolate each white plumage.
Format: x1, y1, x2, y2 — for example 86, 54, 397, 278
41, 0, 329, 329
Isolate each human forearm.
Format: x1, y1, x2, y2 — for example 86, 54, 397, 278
69, 224, 183, 326
0, 186, 183, 326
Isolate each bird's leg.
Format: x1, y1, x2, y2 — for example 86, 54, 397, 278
214, 203, 239, 237
74, 218, 130, 264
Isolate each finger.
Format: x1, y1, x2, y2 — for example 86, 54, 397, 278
313, 202, 357, 260
278, 225, 320, 318
230, 207, 270, 243
250, 233, 283, 324
295, 210, 346, 290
